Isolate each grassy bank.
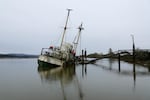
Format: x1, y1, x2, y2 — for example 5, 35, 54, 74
88, 50, 150, 68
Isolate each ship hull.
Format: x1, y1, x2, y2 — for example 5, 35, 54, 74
38, 55, 64, 67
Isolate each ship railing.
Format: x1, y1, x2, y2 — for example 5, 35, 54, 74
40, 48, 63, 59
41, 48, 52, 55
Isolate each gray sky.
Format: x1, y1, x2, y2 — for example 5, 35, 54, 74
0, 0, 150, 54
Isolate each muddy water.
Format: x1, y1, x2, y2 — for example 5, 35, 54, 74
0, 58, 150, 100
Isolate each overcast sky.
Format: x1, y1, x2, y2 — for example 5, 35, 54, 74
0, 0, 150, 54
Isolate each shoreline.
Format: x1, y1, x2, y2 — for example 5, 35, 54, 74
0, 53, 38, 58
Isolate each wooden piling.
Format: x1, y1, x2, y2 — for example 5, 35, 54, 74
133, 42, 136, 73
118, 53, 121, 72
82, 49, 84, 64
84, 49, 87, 61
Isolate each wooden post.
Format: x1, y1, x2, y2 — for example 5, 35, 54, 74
118, 53, 121, 72
131, 34, 136, 73
84, 49, 87, 61
133, 50, 136, 84
131, 34, 136, 89
82, 49, 84, 64
133, 40, 136, 73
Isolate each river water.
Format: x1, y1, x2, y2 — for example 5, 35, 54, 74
0, 58, 150, 100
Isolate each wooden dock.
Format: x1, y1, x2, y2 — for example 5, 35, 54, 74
78, 58, 100, 64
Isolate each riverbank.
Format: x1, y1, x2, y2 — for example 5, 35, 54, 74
0, 53, 38, 58
117, 55, 150, 68
87, 50, 150, 68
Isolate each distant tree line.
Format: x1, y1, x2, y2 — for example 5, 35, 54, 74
135, 49, 150, 61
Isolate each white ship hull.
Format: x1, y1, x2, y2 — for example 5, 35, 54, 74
38, 55, 64, 67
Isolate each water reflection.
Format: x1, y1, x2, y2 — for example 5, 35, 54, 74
149, 67, 150, 72
38, 64, 75, 84
37, 59, 150, 100
94, 59, 150, 89
1, 59, 150, 100
37, 64, 83, 100
133, 62, 136, 90
81, 64, 87, 78
96, 59, 150, 76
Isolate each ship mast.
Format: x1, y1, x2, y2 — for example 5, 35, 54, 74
73, 23, 84, 53
60, 9, 72, 49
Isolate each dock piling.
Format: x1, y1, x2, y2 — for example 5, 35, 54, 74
118, 52, 121, 72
